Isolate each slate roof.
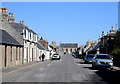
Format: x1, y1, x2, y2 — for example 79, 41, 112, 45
37, 42, 45, 50
0, 29, 23, 46
60, 43, 78, 48
10, 23, 37, 35
10, 23, 26, 35
92, 42, 101, 51
2, 22, 23, 45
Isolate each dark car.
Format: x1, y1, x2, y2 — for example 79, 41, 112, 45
84, 54, 95, 63
72, 53, 81, 58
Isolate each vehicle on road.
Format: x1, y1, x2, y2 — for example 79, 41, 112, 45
64, 52, 66, 54
72, 53, 81, 58
92, 54, 113, 70
84, 54, 95, 63
51, 54, 60, 60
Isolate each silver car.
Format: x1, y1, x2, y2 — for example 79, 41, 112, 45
51, 54, 60, 60
92, 54, 113, 70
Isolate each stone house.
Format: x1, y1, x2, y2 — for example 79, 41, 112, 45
1, 8, 38, 64
82, 40, 97, 55
100, 26, 117, 53
90, 26, 117, 54
60, 43, 78, 54
0, 8, 23, 68
38, 39, 50, 60
0, 29, 23, 68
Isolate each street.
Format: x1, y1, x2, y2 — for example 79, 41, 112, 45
2, 53, 120, 84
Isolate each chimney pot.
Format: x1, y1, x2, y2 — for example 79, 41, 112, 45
20, 21, 24, 24
111, 26, 114, 30
2, 8, 8, 13
102, 31, 104, 37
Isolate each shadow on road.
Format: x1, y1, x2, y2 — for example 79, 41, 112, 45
95, 69, 120, 84
83, 66, 120, 84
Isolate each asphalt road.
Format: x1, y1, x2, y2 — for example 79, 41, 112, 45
2, 53, 120, 84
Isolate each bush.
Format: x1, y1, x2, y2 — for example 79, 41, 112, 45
111, 48, 120, 66
111, 48, 120, 55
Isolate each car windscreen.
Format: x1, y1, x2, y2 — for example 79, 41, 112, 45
87, 55, 94, 58
53, 54, 58, 55
96, 55, 111, 59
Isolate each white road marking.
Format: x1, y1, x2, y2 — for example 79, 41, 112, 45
39, 68, 44, 71
77, 64, 81, 65
47, 64, 51, 66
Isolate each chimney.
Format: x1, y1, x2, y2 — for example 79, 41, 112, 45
102, 31, 104, 37
111, 26, 114, 30
8, 13, 15, 23
2, 8, 8, 21
98, 36, 100, 42
20, 21, 24, 24
2, 8, 8, 13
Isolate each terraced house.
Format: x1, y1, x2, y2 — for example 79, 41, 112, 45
10, 19, 38, 64
0, 8, 23, 68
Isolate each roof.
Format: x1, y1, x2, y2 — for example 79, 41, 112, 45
10, 23, 37, 35
2, 22, 23, 45
10, 23, 26, 35
92, 42, 101, 51
60, 43, 78, 48
0, 29, 23, 46
37, 42, 45, 50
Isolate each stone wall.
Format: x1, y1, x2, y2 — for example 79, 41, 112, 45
1, 45, 23, 68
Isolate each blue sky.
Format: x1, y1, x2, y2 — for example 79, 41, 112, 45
3, 2, 118, 46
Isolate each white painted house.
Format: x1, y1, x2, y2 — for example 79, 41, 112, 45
10, 21, 38, 64
37, 42, 50, 61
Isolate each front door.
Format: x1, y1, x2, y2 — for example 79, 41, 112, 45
5, 46, 7, 67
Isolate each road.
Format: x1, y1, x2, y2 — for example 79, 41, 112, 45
2, 53, 120, 84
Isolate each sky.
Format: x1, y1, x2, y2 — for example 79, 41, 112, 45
2, 2, 118, 46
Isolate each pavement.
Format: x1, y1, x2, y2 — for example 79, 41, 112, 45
113, 66, 120, 70
2, 60, 49, 75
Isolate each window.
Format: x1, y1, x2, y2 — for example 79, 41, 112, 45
16, 47, 18, 60
30, 32, 31, 39
10, 46, 12, 61
96, 55, 111, 59
75, 49, 76, 52
19, 47, 21, 60
66, 49, 68, 52
70, 49, 72, 52
24, 29, 26, 38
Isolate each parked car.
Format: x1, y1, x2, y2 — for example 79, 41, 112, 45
84, 54, 95, 63
51, 54, 60, 60
92, 54, 113, 70
72, 53, 81, 58
72, 53, 76, 57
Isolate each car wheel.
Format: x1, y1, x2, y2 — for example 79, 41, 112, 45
92, 63, 96, 69
84, 61, 87, 64
110, 67, 113, 70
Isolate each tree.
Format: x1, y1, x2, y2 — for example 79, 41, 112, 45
111, 29, 120, 66
113, 29, 120, 49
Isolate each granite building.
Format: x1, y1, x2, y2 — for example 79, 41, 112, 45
60, 43, 78, 54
